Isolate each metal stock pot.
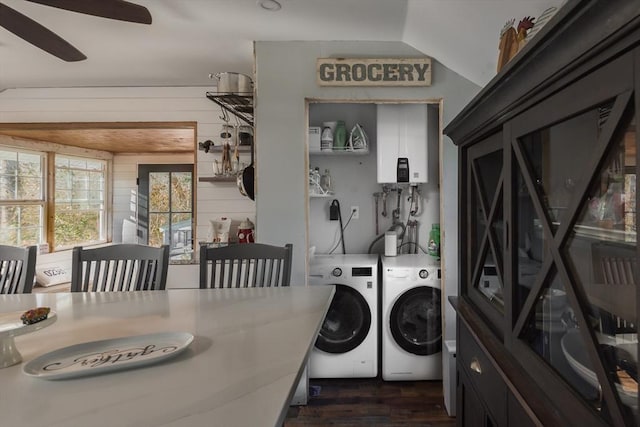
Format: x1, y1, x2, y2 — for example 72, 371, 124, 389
211, 72, 253, 94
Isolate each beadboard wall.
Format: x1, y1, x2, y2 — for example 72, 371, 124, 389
0, 86, 255, 246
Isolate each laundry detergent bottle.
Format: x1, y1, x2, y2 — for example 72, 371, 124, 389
333, 120, 347, 150
427, 223, 440, 258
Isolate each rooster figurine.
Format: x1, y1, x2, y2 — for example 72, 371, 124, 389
517, 16, 536, 50
497, 16, 535, 72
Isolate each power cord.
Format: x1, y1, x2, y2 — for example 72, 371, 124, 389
328, 200, 354, 254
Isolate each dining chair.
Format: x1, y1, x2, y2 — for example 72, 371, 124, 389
71, 244, 170, 292
199, 243, 293, 288
0, 245, 37, 294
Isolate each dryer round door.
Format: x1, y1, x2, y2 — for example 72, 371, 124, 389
389, 286, 441, 356
315, 284, 371, 354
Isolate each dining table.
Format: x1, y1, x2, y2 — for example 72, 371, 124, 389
0, 286, 335, 427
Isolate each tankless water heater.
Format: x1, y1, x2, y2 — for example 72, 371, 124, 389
376, 104, 429, 184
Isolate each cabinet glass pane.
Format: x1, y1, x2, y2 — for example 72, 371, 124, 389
517, 100, 637, 424
470, 148, 504, 312
515, 167, 546, 311
565, 114, 637, 421
470, 174, 486, 274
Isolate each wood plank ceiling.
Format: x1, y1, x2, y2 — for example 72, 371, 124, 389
0, 122, 196, 153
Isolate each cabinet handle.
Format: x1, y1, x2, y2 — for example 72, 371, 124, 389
505, 221, 509, 250
470, 357, 482, 374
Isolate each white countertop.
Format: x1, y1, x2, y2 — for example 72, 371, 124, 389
0, 287, 334, 427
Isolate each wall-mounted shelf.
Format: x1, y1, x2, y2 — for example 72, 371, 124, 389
309, 149, 370, 156
199, 175, 238, 183
309, 193, 334, 198
206, 92, 253, 126
199, 143, 252, 153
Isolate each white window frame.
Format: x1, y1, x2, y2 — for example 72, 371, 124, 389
0, 144, 112, 251
0, 147, 46, 246
53, 154, 108, 250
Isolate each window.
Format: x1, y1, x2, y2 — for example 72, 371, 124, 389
0, 148, 45, 246
54, 155, 107, 248
0, 146, 109, 250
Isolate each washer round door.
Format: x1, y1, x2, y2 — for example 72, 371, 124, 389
315, 284, 371, 354
389, 286, 441, 356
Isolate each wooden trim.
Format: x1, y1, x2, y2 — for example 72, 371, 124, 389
0, 134, 112, 159
192, 126, 198, 245
0, 122, 196, 131
0, 121, 197, 154
46, 153, 55, 249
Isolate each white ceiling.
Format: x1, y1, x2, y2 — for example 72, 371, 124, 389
0, 0, 564, 91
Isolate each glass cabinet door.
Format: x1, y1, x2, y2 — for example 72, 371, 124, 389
509, 55, 637, 427
465, 132, 505, 333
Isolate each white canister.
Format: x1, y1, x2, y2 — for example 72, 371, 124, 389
384, 231, 397, 257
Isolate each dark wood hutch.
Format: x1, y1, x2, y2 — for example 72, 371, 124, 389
444, 0, 639, 426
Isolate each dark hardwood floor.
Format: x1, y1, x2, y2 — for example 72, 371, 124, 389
284, 378, 456, 426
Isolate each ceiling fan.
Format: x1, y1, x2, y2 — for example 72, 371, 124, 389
0, 0, 151, 61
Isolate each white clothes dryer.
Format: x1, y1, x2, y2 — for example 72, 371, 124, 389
381, 254, 442, 381
308, 254, 379, 378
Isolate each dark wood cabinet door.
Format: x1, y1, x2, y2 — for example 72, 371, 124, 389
457, 367, 499, 427
463, 132, 506, 336
509, 51, 637, 427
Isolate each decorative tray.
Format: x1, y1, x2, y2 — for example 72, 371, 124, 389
23, 331, 194, 380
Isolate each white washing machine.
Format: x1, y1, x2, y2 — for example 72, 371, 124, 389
308, 254, 379, 378
381, 254, 442, 381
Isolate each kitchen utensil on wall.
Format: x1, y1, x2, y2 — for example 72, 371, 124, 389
220, 124, 234, 140
221, 143, 233, 175
238, 143, 255, 200
210, 72, 253, 94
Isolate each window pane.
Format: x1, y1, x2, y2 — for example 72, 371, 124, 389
0, 150, 18, 175
18, 153, 42, 176
0, 175, 16, 200
54, 155, 106, 248
149, 213, 169, 247
150, 173, 170, 212
0, 148, 45, 245
54, 207, 101, 246
0, 205, 43, 246
0, 149, 44, 201
171, 172, 192, 212
16, 177, 42, 199
170, 212, 192, 260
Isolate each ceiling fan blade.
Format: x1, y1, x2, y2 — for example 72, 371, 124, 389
0, 3, 86, 61
24, 0, 152, 24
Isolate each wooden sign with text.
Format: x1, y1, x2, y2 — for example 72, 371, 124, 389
316, 58, 432, 87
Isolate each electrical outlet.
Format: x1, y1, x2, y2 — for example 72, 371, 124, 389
350, 206, 359, 219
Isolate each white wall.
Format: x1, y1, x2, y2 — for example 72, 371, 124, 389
0, 86, 255, 246
403, 0, 565, 86
254, 41, 480, 343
